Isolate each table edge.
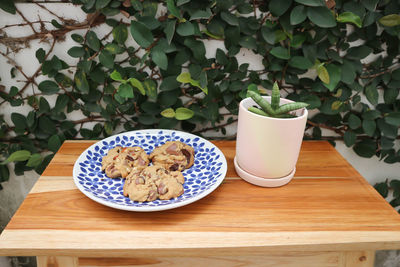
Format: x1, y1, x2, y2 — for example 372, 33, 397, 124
0, 229, 400, 256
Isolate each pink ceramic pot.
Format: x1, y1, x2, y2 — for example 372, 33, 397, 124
236, 96, 308, 180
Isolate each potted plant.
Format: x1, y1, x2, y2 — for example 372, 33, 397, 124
235, 82, 309, 187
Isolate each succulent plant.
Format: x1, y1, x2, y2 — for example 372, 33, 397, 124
247, 82, 309, 118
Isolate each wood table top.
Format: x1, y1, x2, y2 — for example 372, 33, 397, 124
1, 140, 400, 257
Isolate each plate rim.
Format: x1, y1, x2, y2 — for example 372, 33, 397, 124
72, 129, 228, 212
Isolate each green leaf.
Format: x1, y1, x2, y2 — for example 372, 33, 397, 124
3, 150, 31, 164
74, 70, 90, 93
0, 0, 16, 14
221, 11, 239, 26
344, 131, 356, 147
323, 64, 341, 91
128, 78, 145, 95
362, 0, 379, 11
105, 43, 124, 54
331, 100, 343, 110
54, 94, 69, 113
379, 14, 400, 27
346, 46, 373, 60
177, 72, 191, 83
38, 80, 59, 95
51, 19, 63, 29
167, 0, 182, 19
118, 83, 134, 98
39, 97, 50, 114
110, 70, 124, 82
164, 20, 176, 44
288, 56, 312, 69
374, 182, 389, 198
362, 110, 380, 120
269, 0, 292, 17
317, 65, 330, 84
161, 108, 175, 118
341, 60, 356, 85
270, 47, 290, 60
384, 88, 398, 104
294, 0, 325, 6
67, 46, 85, 58
365, 85, 378, 105
99, 50, 114, 69
96, 0, 112, 9
113, 24, 128, 44
11, 113, 27, 129
86, 31, 100, 51
130, 21, 154, 48
239, 36, 257, 50
337, 12, 362, 28
71, 34, 84, 43
290, 5, 307, 25
176, 21, 195, 36
353, 139, 376, 158
175, 107, 194, 120
9, 86, 18, 97
190, 9, 212, 20
362, 119, 376, 136
348, 114, 361, 129
36, 48, 46, 63
385, 112, 400, 127
26, 154, 42, 168
143, 79, 157, 100
48, 135, 62, 153
307, 7, 337, 28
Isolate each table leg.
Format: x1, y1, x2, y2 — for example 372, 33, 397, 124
343, 251, 375, 267
37, 256, 78, 267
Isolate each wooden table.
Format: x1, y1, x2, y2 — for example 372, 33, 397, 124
1, 140, 400, 267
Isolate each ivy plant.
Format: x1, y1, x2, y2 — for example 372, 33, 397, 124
0, 0, 400, 191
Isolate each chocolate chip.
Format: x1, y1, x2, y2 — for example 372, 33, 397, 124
158, 183, 168, 195
126, 155, 134, 161
148, 190, 158, 201
169, 163, 179, 171
135, 177, 145, 185
181, 149, 191, 164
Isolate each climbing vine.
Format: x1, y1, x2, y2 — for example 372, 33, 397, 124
0, 0, 400, 191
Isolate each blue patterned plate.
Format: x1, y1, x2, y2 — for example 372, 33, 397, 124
73, 129, 227, 212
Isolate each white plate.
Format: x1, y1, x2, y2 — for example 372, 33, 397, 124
73, 129, 227, 212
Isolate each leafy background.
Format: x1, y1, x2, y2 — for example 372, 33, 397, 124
0, 0, 400, 208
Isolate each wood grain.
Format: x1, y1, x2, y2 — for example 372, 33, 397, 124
1, 230, 400, 256
78, 251, 342, 267
0, 140, 400, 259
37, 256, 78, 267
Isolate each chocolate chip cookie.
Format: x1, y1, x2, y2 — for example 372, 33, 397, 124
101, 146, 149, 178
149, 141, 195, 171
123, 165, 185, 202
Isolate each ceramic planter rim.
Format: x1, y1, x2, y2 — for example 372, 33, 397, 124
239, 96, 309, 121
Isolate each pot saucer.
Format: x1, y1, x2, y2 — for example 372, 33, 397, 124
233, 156, 295, 187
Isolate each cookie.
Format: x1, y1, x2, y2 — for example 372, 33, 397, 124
101, 146, 149, 178
123, 165, 184, 202
149, 141, 195, 171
